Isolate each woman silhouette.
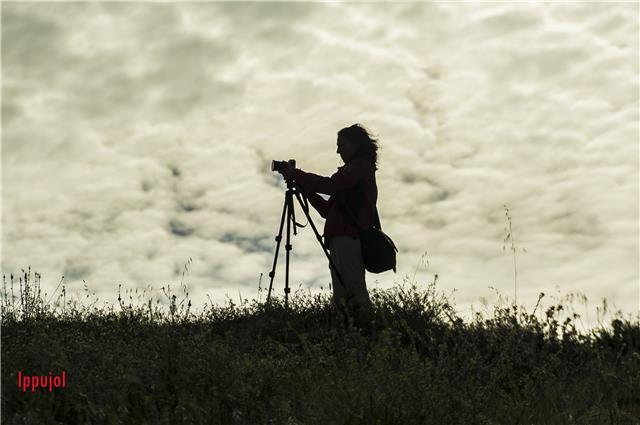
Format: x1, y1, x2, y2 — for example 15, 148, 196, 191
280, 124, 378, 327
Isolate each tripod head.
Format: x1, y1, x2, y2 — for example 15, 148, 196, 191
285, 178, 297, 191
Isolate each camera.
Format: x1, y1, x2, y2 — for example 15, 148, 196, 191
271, 159, 296, 172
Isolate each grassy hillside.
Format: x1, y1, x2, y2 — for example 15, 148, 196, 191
1, 269, 639, 424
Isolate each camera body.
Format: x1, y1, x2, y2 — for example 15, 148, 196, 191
271, 159, 296, 172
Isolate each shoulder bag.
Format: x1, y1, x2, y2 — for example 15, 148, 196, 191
335, 193, 398, 274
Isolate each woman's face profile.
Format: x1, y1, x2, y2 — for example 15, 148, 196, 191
337, 136, 358, 162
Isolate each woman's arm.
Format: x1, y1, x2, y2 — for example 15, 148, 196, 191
302, 192, 330, 218
293, 160, 366, 196
278, 165, 330, 217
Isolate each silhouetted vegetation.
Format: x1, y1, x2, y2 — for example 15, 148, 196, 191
2, 267, 639, 424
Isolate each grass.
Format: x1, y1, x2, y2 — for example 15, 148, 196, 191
1, 266, 639, 425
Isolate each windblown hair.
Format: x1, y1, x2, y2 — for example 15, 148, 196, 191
337, 123, 379, 170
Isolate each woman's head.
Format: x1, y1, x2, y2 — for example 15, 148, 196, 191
336, 124, 379, 169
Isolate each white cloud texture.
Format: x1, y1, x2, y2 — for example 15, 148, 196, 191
2, 2, 638, 325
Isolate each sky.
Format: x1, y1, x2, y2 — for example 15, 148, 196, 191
2, 1, 638, 328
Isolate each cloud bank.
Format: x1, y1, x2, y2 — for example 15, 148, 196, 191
2, 2, 638, 326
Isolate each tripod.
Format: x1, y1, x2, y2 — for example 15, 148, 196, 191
266, 179, 346, 307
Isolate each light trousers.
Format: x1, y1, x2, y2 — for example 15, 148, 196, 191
328, 236, 374, 326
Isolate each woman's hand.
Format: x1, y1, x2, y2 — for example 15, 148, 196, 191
279, 165, 296, 181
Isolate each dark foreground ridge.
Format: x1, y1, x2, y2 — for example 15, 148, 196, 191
2, 269, 639, 424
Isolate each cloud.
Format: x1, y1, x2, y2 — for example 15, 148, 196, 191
2, 2, 637, 327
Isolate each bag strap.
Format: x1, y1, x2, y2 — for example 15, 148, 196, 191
335, 192, 382, 231
373, 205, 382, 230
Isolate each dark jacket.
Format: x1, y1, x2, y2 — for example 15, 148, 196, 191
293, 158, 377, 241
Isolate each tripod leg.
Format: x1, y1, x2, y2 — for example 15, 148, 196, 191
267, 195, 288, 303
292, 190, 354, 327
284, 190, 293, 308
292, 191, 347, 292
